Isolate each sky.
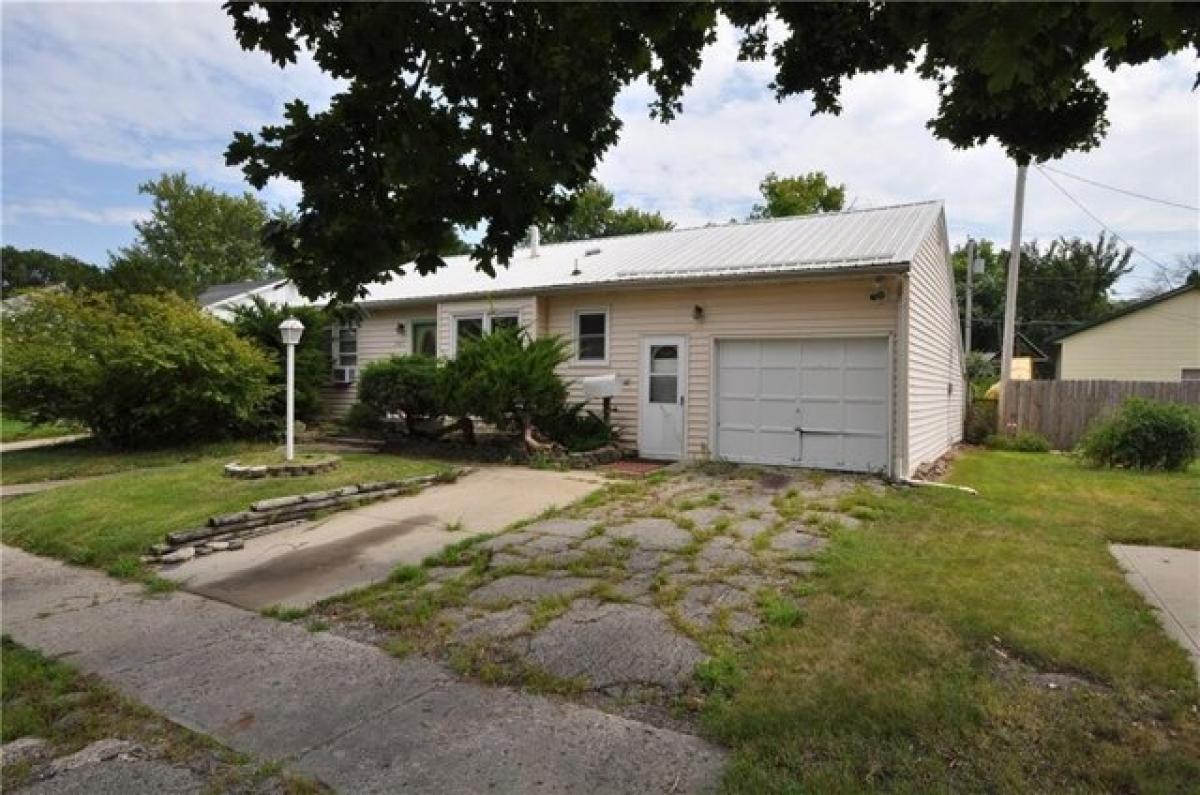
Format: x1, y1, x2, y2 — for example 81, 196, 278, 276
3, 3, 1197, 298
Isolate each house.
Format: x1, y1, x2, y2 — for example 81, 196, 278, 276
320, 200, 964, 477
197, 278, 302, 321
1051, 281, 1200, 382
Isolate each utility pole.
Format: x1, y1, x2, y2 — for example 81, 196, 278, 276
998, 162, 1028, 430
964, 239, 976, 355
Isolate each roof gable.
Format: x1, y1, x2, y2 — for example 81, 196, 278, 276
1050, 281, 1200, 344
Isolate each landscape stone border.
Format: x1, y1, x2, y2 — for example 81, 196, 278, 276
224, 455, 341, 479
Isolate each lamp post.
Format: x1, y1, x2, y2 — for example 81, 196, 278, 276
278, 318, 305, 461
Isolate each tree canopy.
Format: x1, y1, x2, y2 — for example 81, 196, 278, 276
1, 247, 104, 299
749, 172, 846, 219
107, 172, 278, 297
225, 2, 1198, 299
541, 182, 674, 243
954, 232, 1133, 358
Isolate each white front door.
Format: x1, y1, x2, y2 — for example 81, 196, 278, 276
715, 337, 890, 472
639, 336, 687, 460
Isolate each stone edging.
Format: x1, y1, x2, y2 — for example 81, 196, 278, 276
224, 456, 341, 479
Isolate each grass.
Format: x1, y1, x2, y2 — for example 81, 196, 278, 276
0, 636, 325, 792
704, 451, 1200, 793
0, 414, 83, 444
0, 439, 275, 485
1, 450, 445, 578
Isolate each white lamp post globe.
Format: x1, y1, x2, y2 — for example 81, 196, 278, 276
278, 318, 305, 461
279, 317, 305, 345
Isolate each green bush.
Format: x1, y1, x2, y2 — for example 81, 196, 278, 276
964, 398, 997, 444
438, 329, 570, 443
358, 355, 441, 434
344, 401, 385, 433
1077, 398, 1200, 472
984, 431, 1052, 453
964, 351, 998, 398
536, 401, 616, 452
1, 290, 273, 447
228, 296, 332, 423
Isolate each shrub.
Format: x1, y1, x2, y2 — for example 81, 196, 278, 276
537, 401, 616, 452
964, 351, 998, 398
344, 401, 385, 433
1, 290, 273, 447
1077, 398, 1200, 471
358, 355, 441, 434
984, 431, 1052, 453
438, 329, 570, 445
228, 296, 332, 423
964, 398, 997, 444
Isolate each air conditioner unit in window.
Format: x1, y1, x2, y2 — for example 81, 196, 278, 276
331, 367, 356, 385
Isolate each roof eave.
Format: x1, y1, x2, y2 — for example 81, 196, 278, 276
356, 261, 911, 310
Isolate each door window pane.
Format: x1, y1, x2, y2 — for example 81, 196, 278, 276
649, 375, 677, 404
650, 345, 678, 374
412, 320, 437, 357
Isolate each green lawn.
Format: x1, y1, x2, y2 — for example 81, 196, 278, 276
0, 439, 278, 485
706, 452, 1200, 793
0, 415, 83, 444
1, 451, 445, 579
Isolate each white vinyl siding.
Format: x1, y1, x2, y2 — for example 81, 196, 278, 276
904, 213, 964, 474
321, 303, 438, 418
1058, 290, 1200, 381
546, 277, 900, 461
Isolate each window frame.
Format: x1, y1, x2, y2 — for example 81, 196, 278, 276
331, 321, 359, 369
573, 307, 610, 366
410, 318, 438, 357
450, 311, 523, 356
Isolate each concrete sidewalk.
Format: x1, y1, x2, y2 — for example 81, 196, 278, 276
163, 466, 606, 609
1, 546, 724, 793
1110, 544, 1200, 679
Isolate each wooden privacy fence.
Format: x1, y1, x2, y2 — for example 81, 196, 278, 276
999, 380, 1200, 450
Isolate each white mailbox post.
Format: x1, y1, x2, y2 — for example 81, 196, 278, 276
278, 317, 305, 461
581, 373, 620, 425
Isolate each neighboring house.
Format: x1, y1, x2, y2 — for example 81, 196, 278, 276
197, 278, 302, 321
317, 200, 963, 477
1051, 282, 1200, 382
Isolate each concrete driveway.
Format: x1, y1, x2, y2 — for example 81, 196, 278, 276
162, 466, 605, 610
1111, 544, 1200, 680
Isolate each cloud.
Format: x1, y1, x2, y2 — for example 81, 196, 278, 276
3, 198, 148, 227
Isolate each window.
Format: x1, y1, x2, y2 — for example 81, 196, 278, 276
451, 312, 521, 355
648, 344, 678, 404
575, 310, 608, 363
333, 322, 358, 368
1182, 367, 1200, 382
412, 319, 437, 357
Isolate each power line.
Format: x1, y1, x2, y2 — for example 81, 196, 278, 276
1039, 164, 1200, 212
1033, 166, 1174, 271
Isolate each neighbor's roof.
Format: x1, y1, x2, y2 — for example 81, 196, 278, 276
197, 278, 284, 307
359, 200, 944, 306
1049, 280, 1200, 344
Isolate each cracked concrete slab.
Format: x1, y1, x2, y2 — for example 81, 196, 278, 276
607, 518, 695, 551
2, 546, 725, 793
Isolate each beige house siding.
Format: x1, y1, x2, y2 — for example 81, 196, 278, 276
435, 296, 539, 356
321, 303, 437, 418
1058, 290, 1200, 381
544, 277, 901, 458
904, 215, 965, 473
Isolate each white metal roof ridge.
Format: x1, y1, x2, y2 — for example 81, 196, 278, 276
617, 252, 899, 278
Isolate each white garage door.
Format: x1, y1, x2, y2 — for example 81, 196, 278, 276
716, 338, 890, 472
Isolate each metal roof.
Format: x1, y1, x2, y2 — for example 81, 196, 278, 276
197, 278, 284, 306
360, 200, 944, 306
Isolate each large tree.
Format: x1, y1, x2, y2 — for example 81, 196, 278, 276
107, 172, 278, 297
749, 172, 846, 219
954, 233, 1133, 357
225, 2, 1198, 300
1, 247, 104, 298
542, 182, 673, 243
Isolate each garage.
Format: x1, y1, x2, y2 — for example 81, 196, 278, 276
715, 338, 891, 472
